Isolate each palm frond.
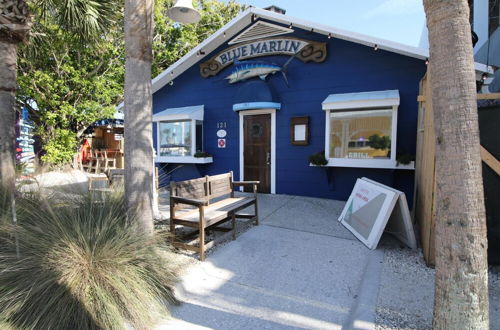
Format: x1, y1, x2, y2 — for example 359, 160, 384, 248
33, 0, 119, 41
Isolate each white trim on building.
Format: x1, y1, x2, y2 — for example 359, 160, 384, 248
115, 7, 494, 110
239, 108, 276, 194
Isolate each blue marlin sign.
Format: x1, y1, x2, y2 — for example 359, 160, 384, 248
200, 37, 327, 78
225, 55, 296, 85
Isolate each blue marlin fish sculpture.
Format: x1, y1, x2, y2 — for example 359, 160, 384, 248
225, 53, 297, 86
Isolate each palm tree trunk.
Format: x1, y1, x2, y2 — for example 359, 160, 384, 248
423, 0, 489, 328
124, 0, 155, 233
0, 41, 18, 195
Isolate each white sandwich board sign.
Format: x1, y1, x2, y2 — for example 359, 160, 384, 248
338, 177, 417, 250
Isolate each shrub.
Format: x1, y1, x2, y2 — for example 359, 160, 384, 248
309, 151, 328, 166
0, 189, 179, 330
193, 151, 212, 158
40, 128, 78, 165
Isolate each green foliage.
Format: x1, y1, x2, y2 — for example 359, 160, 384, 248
31, 0, 121, 42
367, 134, 391, 150
152, 0, 246, 76
396, 153, 415, 165
40, 128, 78, 164
309, 151, 328, 166
194, 151, 212, 158
17, 0, 244, 165
17, 12, 124, 164
0, 189, 180, 330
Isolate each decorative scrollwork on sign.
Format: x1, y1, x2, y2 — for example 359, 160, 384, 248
200, 60, 223, 78
199, 37, 328, 78
297, 42, 327, 63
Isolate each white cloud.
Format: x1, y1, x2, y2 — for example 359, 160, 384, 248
362, 0, 423, 18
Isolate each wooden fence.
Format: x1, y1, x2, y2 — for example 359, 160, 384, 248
414, 70, 500, 266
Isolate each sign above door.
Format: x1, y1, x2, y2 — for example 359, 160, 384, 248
200, 37, 327, 78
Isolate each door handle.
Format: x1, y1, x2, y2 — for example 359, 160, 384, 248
266, 152, 271, 165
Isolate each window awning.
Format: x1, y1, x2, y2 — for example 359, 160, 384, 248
152, 105, 204, 121
322, 90, 400, 111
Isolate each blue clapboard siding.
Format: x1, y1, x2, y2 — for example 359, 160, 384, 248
153, 22, 426, 207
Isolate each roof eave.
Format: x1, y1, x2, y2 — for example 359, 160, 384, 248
116, 7, 492, 110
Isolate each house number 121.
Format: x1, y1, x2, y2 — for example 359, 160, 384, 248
217, 122, 227, 128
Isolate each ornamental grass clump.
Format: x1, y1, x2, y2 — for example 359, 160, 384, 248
0, 189, 179, 330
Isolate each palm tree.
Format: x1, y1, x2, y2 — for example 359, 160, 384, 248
0, 0, 118, 195
423, 0, 489, 328
123, 0, 155, 232
0, 0, 30, 198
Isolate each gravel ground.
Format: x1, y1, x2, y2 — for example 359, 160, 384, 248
375, 235, 500, 329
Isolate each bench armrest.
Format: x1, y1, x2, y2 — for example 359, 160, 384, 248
170, 196, 207, 207
233, 181, 260, 186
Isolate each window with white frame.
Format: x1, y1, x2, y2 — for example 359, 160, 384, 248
153, 105, 210, 163
322, 90, 399, 168
158, 120, 203, 157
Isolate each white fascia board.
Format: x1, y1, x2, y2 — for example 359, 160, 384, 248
151, 8, 255, 94
147, 7, 433, 97
249, 8, 429, 60
115, 6, 492, 113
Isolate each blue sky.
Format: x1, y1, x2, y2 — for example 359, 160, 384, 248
227, 0, 426, 47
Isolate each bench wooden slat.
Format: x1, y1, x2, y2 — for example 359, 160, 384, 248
170, 171, 259, 261
175, 197, 255, 225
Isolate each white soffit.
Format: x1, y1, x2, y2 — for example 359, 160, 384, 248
228, 21, 293, 45
322, 90, 400, 110
152, 105, 204, 121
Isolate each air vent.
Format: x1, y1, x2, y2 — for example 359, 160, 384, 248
228, 21, 293, 45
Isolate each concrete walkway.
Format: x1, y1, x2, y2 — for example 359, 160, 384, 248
157, 194, 382, 329
157, 193, 500, 330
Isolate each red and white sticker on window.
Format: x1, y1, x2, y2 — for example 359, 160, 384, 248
218, 138, 226, 148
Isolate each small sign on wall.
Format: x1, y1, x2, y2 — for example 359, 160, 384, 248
290, 116, 309, 145
217, 129, 227, 138
218, 138, 226, 148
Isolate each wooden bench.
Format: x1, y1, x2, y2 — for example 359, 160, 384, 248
169, 172, 259, 261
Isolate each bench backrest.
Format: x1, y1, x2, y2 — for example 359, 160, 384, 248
170, 176, 208, 200
170, 172, 233, 204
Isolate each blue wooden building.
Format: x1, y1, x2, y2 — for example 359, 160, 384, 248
150, 7, 431, 204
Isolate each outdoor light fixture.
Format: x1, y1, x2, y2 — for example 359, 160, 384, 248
374, 44, 378, 51
328, 33, 332, 39
167, 0, 201, 24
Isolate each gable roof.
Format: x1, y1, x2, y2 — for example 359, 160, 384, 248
117, 6, 491, 111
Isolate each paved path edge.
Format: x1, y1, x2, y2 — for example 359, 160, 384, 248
343, 249, 385, 330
